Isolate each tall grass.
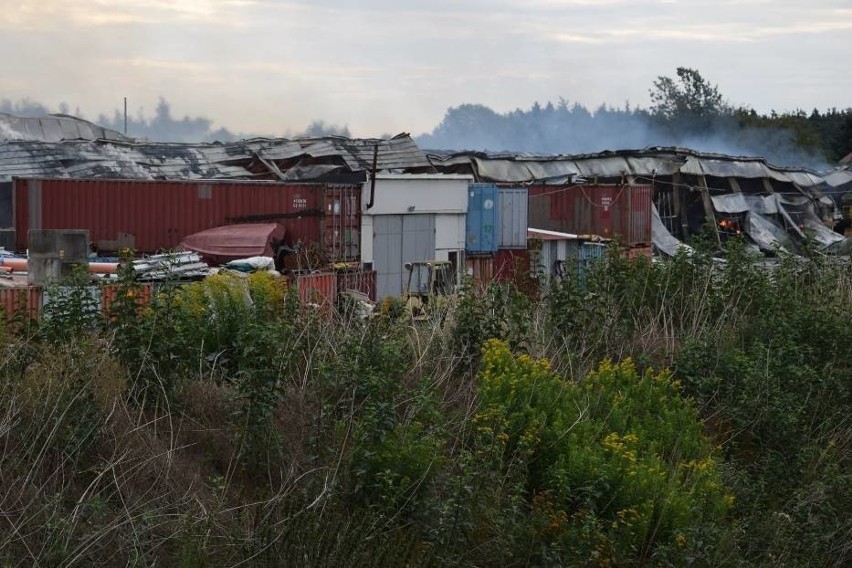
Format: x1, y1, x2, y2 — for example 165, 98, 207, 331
0, 245, 848, 566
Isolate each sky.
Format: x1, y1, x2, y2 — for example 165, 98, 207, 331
1, 0, 850, 138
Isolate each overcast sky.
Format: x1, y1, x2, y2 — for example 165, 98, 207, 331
2, 0, 850, 137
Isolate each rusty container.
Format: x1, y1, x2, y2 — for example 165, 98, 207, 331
101, 282, 154, 315
465, 255, 494, 289
293, 271, 337, 308
336, 269, 377, 301
13, 178, 361, 260
0, 286, 43, 321
528, 184, 652, 246
625, 245, 653, 260
494, 249, 538, 296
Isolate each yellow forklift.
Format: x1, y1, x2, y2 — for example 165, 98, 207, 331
403, 260, 456, 320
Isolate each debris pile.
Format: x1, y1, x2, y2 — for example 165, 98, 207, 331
133, 252, 209, 281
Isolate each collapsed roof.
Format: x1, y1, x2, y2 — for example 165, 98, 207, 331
0, 126, 432, 183
0, 112, 848, 256
0, 112, 131, 143
426, 147, 834, 190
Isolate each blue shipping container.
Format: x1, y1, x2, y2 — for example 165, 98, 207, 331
466, 184, 499, 254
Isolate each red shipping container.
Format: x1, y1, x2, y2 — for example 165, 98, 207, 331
494, 249, 538, 297
528, 184, 651, 246
13, 178, 361, 259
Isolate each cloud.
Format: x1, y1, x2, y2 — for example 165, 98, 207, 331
0, 0, 258, 30
0, 0, 849, 137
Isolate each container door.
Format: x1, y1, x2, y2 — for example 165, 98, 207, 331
373, 214, 436, 299
373, 215, 403, 300
597, 186, 614, 238
323, 185, 361, 261
498, 187, 528, 249
466, 184, 498, 253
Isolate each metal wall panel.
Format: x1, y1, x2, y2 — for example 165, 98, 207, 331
13, 178, 361, 259
0, 286, 43, 322
336, 269, 377, 301
578, 242, 606, 287
465, 254, 493, 289
294, 272, 337, 308
497, 186, 528, 249
466, 183, 498, 253
374, 215, 403, 300
528, 184, 652, 246
373, 214, 436, 299
494, 249, 537, 294
536, 238, 581, 278
101, 283, 153, 315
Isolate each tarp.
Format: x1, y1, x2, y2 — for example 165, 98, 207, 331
651, 204, 694, 257
802, 217, 845, 247
711, 193, 750, 214
746, 212, 793, 254
181, 223, 286, 265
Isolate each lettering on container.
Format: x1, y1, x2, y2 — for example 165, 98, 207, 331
601, 196, 612, 211
293, 196, 307, 209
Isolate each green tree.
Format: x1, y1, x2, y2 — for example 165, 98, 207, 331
650, 67, 731, 130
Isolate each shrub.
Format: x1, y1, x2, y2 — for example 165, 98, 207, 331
463, 339, 732, 566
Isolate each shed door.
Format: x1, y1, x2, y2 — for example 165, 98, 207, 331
373, 214, 436, 299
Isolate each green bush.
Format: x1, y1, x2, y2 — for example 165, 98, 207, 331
464, 339, 732, 566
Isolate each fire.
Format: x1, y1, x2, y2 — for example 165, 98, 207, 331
718, 218, 742, 236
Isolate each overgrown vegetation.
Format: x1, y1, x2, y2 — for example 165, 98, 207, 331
0, 245, 849, 566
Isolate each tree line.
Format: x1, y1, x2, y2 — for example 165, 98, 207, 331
418, 67, 852, 169
4, 68, 851, 168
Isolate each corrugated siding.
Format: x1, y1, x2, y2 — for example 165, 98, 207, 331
294, 272, 337, 308
373, 214, 436, 299
336, 269, 377, 301
465, 255, 493, 289
528, 184, 652, 245
578, 242, 606, 288
466, 184, 498, 253
494, 249, 538, 296
14, 178, 361, 259
0, 286, 42, 321
101, 283, 153, 315
497, 187, 528, 249
536, 238, 581, 277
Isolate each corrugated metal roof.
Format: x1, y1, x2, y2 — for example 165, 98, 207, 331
428, 147, 832, 191
824, 168, 852, 188
0, 112, 130, 143
0, 132, 431, 182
